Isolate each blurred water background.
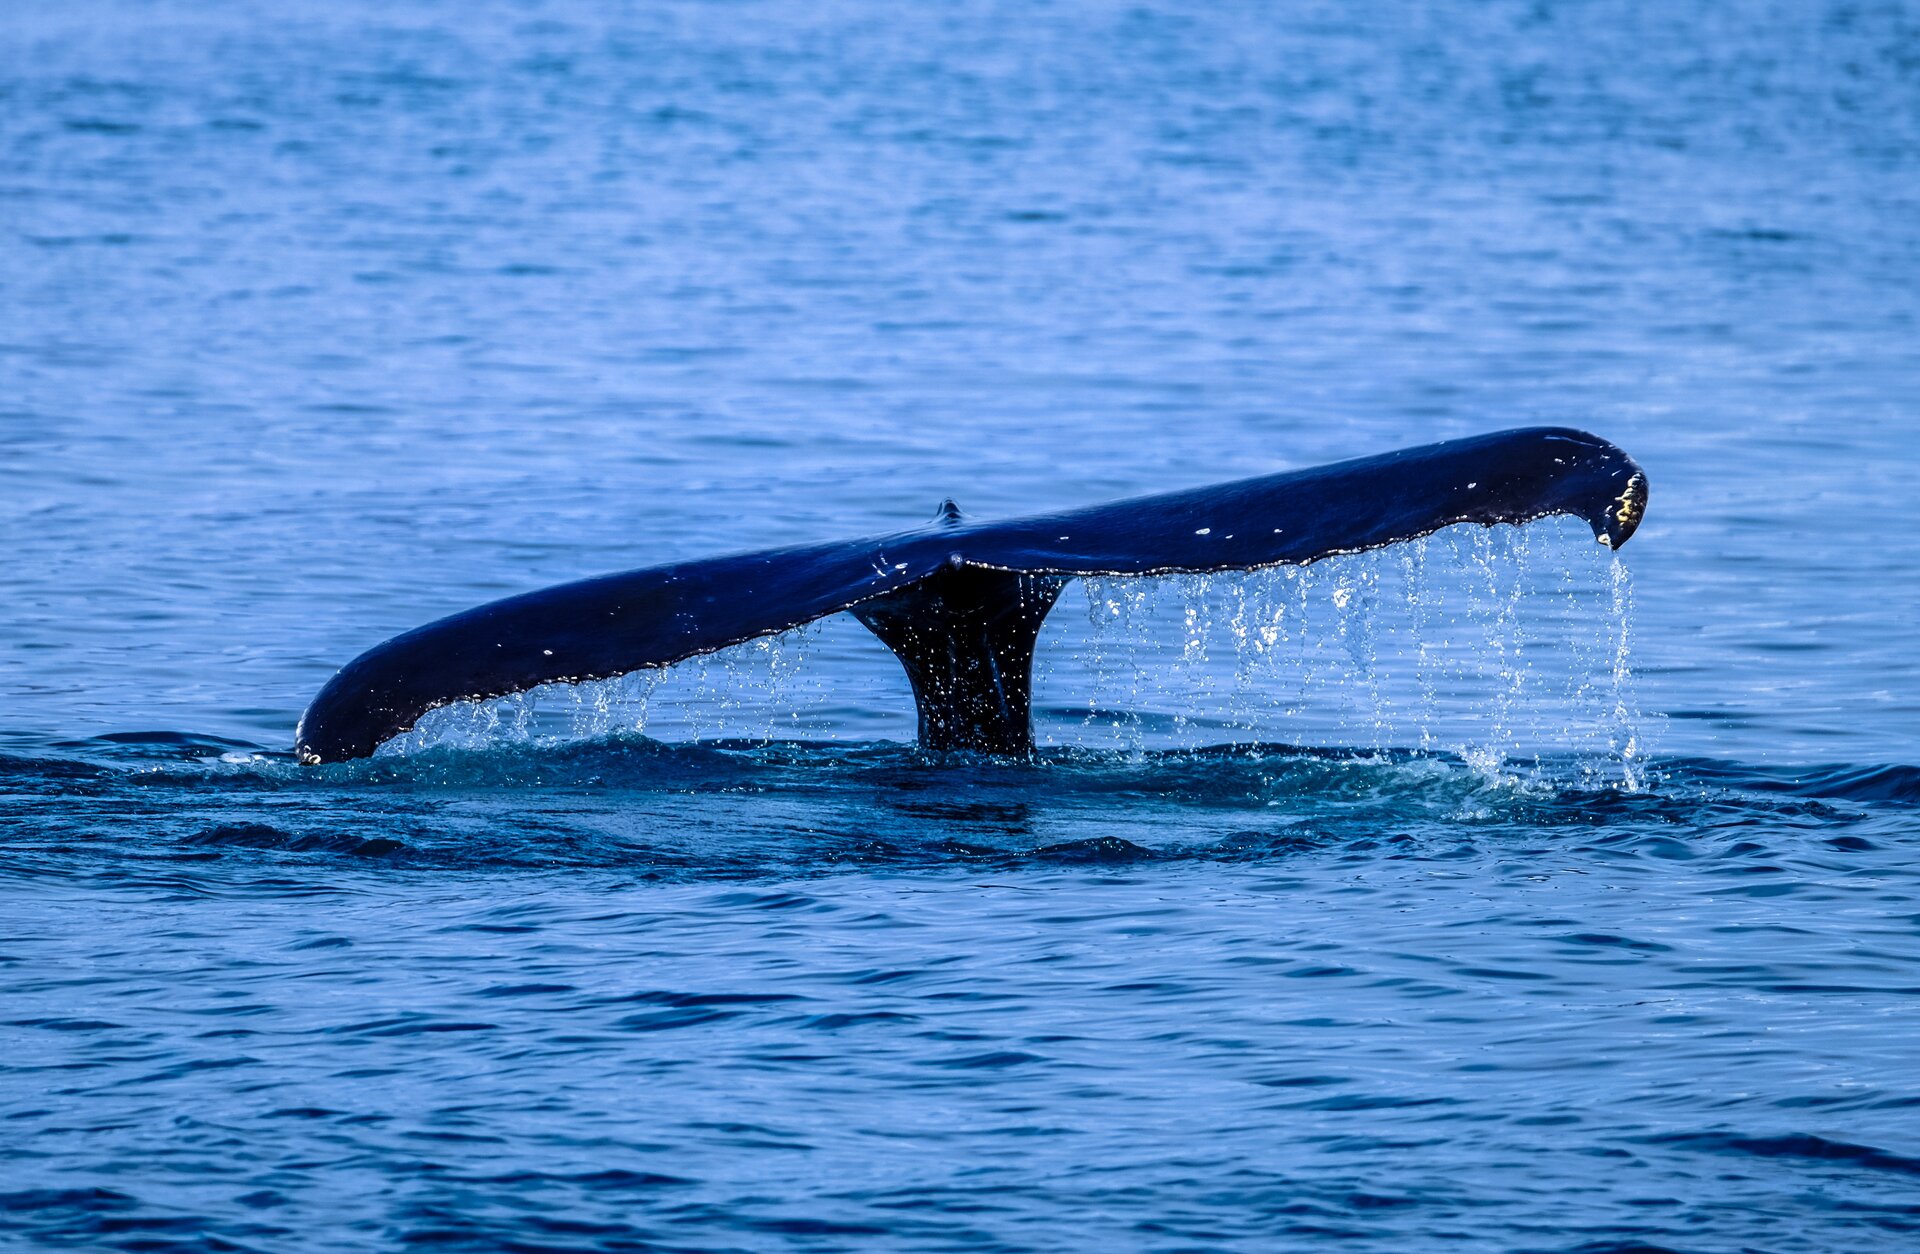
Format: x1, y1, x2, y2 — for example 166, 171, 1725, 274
4, 1, 1920, 1250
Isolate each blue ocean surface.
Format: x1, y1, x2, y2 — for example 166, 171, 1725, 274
4, 1, 1920, 1250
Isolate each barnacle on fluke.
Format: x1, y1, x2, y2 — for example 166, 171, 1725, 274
1604, 472, 1649, 547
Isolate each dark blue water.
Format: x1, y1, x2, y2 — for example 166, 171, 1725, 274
5, 2, 1920, 1249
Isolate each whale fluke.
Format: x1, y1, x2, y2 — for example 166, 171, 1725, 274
294, 427, 1647, 764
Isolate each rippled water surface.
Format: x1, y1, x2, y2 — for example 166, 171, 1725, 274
5, 1, 1920, 1250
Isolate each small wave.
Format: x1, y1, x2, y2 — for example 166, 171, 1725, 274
3, 731, 1916, 880
1644, 1131, 1920, 1177
1674, 759, 1920, 805
180, 822, 404, 857
66, 730, 270, 760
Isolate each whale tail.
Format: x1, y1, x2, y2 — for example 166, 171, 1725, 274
295, 427, 1647, 764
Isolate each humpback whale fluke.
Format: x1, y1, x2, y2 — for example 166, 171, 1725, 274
295, 427, 1647, 764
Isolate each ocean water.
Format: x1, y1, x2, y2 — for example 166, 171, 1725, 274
4, 1, 1920, 1250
